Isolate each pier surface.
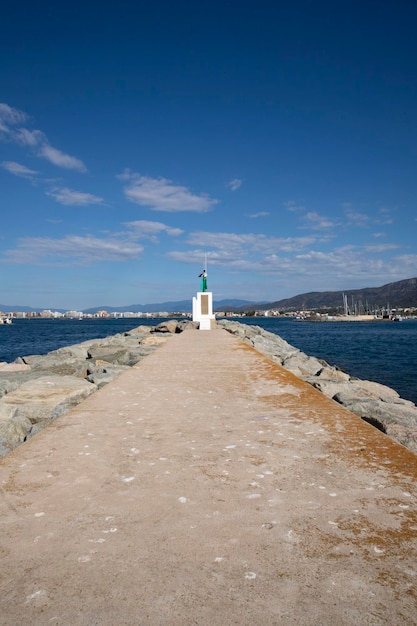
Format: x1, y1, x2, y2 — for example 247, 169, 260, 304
1, 328, 417, 625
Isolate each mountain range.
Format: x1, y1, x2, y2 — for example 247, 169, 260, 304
247, 277, 417, 312
0, 299, 254, 314
1, 278, 416, 314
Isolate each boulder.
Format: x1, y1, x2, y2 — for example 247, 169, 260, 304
0, 414, 32, 454
86, 343, 157, 366
125, 325, 153, 335
315, 365, 350, 381
0, 362, 31, 373
343, 379, 402, 401
282, 353, 324, 377
86, 363, 130, 388
87, 345, 130, 365
22, 344, 93, 377
151, 320, 179, 334
177, 320, 199, 332
0, 375, 97, 424
0, 370, 58, 398
304, 379, 351, 400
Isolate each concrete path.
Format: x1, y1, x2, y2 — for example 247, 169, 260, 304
1, 328, 416, 625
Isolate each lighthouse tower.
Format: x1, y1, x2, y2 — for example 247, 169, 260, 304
192, 264, 215, 330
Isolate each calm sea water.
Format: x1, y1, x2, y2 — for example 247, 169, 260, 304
0, 318, 162, 364
1, 317, 416, 405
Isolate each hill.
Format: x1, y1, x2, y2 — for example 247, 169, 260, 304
244, 277, 417, 312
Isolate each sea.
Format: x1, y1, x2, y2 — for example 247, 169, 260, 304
1, 317, 416, 405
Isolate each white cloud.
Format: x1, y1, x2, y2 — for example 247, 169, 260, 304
125, 220, 183, 240
0, 102, 86, 172
47, 187, 104, 206
14, 128, 45, 147
248, 211, 269, 218
166, 228, 416, 294
3, 235, 143, 265
226, 178, 242, 191
167, 231, 324, 269
301, 211, 338, 230
0, 103, 27, 133
345, 209, 370, 227
363, 243, 402, 253
118, 170, 218, 212
284, 201, 306, 212
38, 144, 86, 172
1, 161, 38, 179
185, 231, 320, 256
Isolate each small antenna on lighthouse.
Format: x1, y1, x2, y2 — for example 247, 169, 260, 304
204, 252, 207, 271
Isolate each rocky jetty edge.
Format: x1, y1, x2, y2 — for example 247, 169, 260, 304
1, 318, 416, 458
0, 319, 194, 458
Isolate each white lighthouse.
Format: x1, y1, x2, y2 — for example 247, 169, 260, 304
192, 260, 215, 330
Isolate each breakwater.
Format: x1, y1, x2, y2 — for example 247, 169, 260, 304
1, 318, 417, 458
218, 320, 417, 454
0, 319, 186, 457
2, 323, 417, 624
238, 316, 417, 405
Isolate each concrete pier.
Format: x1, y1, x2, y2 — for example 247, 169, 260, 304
1, 328, 416, 625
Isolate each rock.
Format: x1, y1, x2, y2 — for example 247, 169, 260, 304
335, 398, 417, 429
177, 320, 199, 332
125, 325, 153, 335
315, 365, 350, 381
0, 363, 31, 373
282, 353, 324, 377
86, 343, 158, 366
0, 375, 97, 424
333, 382, 399, 405
22, 345, 92, 378
87, 345, 130, 365
86, 363, 130, 388
0, 414, 32, 454
0, 370, 55, 398
304, 379, 351, 399
151, 320, 179, 333
0, 378, 20, 398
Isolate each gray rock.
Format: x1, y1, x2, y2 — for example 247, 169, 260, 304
0, 375, 97, 424
0, 414, 32, 453
282, 353, 324, 377
0, 370, 60, 398
125, 325, 153, 335
24, 356, 89, 378
86, 342, 156, 366
86, 363, 130, 388
0, 378, 20, 398
315, 365, 350, 381
177, 320, 199, 332
333, 384, 398, 405
151, 320, 179, 334
87, 345, 129, 365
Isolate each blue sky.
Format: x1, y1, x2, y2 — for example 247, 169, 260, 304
1, 1, 416, 309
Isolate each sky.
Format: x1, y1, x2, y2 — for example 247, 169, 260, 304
1, 0, 417, 310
